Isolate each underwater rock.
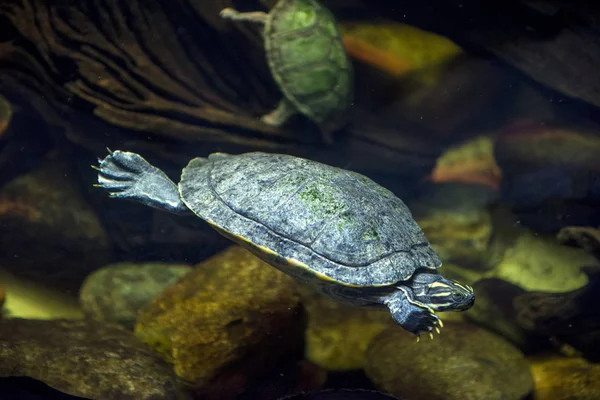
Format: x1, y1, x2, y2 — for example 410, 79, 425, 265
482, 226, 596, 293
365, 321, 533, 400
79, 262, 193, 330
0, 284, 4, 314
0, 318, 182, 400
514, 265, 600, 361
558, 225, 600, 259
494, 121, 600, 232
466, 278, 530, 349
342, 20, 512, 142
530, 355, 600, 400
0, 153, 112, 291
135, 245, 304, 397
0, 376, 88, 399
301, 281, 467, 372
299, 284, 395, 371
410, 182, 497, 270
341, 21, 462, 78
0, 94, 13, 137
0, 91, 56, 187
465, 221, 598, 347
278, 388, 401, 400
333, 0, 600, 111
0, 268, 83, 320
429, 135, 502, 189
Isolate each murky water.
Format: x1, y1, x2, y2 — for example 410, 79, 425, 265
1, 1, 599, 399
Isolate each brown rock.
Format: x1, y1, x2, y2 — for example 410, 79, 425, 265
466, 278, 530, 349
365, 321, 533, 400
530, 356, 600, 400
0, 93, 12, 136
494, 121, 600, 232
0, 154, 112, 290
0, 318, 182, 400
430, 135, 502, 189
135, 246, 304, 397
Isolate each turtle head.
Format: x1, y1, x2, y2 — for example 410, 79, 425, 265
410, 270, 475, 312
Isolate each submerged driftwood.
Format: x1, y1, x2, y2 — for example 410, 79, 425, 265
1, 0, 599, 179
0, 0, 440, 178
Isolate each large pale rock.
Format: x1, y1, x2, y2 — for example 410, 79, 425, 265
0, 318, 182, 400
365, 321, 533, 400
79, 262, 192, 330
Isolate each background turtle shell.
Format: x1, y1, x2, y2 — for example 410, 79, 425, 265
264, 0, 353, 128
179, 153, 441, 287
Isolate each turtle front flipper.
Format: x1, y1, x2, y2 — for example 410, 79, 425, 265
383, 287, 441, 336
94, 150, 191, 215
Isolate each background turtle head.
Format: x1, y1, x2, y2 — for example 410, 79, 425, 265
409, 270, 475, 312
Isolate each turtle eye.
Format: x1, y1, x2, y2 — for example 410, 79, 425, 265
452, 292, 464, 301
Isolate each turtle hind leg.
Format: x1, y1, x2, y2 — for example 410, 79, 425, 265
95, 150, 191, 215
261, 98, 298, 127
262, 99, 335, 145
220, 8, 268, 24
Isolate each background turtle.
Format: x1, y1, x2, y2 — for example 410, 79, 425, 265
220, 0, 354, 144
94, 150, 474, 336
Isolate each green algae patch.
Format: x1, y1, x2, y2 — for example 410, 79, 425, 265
299, 184, 345, 217
361, 228, 380, 240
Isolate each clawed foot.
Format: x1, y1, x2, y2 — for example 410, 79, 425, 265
93, 149, 190, 214
385, 288, 445, 341
414, 312, 444, 342
93, 149, 156, 200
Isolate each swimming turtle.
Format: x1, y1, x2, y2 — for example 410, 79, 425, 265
220, 0, 354, 144
94, 150, 474, 337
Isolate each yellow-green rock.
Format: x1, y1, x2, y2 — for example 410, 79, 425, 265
410, 182, 498, 271
299, 284, 394, 371
0, 268, 83, 320
530, 355, 600, 400
483, 228, 595, 292
300, 279, 467, 372
135, 246, 304, 391
417, 207, 493, 269
464, 216, 598, 346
